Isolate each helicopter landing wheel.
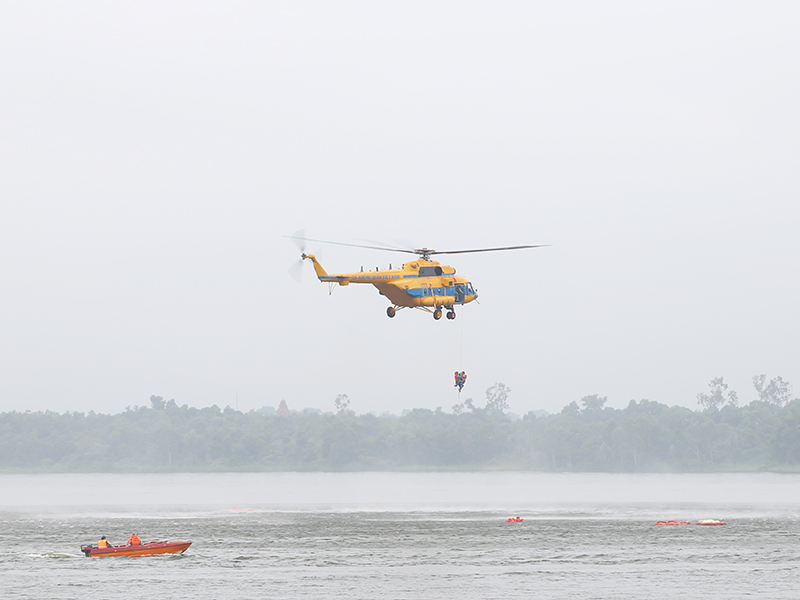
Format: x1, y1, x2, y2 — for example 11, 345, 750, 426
387, 306, 396, 318
446, 310, 456, 320
433, 308, 442, 320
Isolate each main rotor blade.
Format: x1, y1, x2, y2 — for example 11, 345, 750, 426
355, 237, 416, 252
283, 235, 418, 255
431, 245, 550, 255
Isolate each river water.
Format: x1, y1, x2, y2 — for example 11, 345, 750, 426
2, 472, 800, 599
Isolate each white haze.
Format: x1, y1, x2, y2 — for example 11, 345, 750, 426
1, 1, 798, 416
3, 473, 800, 516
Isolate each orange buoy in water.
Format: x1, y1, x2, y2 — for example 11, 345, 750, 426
505, 517, 524, 523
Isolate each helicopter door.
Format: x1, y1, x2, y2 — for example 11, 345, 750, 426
454, 283, 466, 304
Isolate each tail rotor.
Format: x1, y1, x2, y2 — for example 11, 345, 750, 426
288, 229, 307, 283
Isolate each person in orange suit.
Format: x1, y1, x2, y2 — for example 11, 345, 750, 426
127, 534, 142, 546
97, 536, 112, 548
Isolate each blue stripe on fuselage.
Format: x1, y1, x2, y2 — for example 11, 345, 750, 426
405, 287, 456, 298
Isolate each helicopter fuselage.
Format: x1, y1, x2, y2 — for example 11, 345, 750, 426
302, 254, 477, 318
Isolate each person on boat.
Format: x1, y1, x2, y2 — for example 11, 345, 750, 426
97, 536, 112, 548
127, 534, 142, 546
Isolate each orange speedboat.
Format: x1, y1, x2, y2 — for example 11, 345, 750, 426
81, 540, 191, 557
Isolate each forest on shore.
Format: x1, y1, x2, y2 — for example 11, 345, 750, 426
3, 378, 800, 473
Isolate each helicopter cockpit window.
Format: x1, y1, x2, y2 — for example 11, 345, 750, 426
418, 266, 443, 277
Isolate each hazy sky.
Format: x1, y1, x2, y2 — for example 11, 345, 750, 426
2, 1, 798, 416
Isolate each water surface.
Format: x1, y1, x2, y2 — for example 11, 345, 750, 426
2, 472, 799, 599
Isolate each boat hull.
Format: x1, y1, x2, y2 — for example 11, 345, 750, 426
82, 541, 191, 557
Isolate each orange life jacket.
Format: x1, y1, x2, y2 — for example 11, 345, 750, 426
128, 534, 141, 546
98, 538, 109, 548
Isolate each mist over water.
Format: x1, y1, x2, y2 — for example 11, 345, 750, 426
3, 471, 800, 513
3, 473, 800, 599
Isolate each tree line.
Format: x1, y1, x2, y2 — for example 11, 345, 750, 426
1, 377, 799, 472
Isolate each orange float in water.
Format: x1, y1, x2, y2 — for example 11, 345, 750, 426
505, 517, 524, 523
654, 520, 691, 525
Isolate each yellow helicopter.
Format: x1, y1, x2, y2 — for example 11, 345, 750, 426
287, 234, 546, 320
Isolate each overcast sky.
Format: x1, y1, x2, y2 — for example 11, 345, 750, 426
2, 1, 798, 416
